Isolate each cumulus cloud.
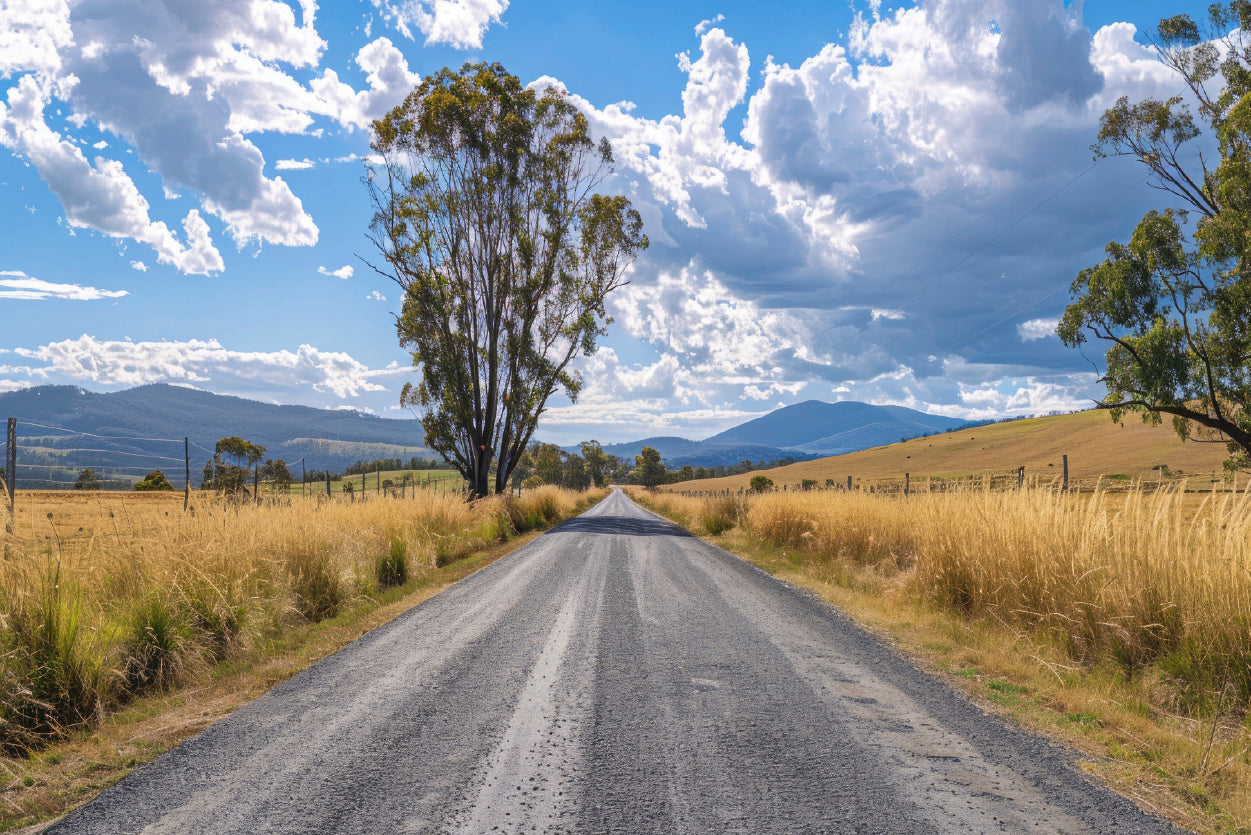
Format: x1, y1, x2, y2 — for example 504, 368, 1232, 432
0, 76, 226, 274
311, 37, 420, 130
1018, 318, 1059, 342
371, 0, 507, 49
0, 0, 409, 272
15, 335, 388, 399
318, 265, 354, 279
0, 270, 129, 300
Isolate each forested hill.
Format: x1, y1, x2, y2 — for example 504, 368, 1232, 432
0, 384, 429, 478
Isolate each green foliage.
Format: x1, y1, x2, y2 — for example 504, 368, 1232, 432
375, 536, 409, 589
369, 62, 647, 498
0, 571, 101, 752
118, 593, 199, 696
750, 475, 774, 493
579, 440, 619, 487
260, 459, 293, 492
133, 470, 174, 491
74, 469, 101, 491
1061, 4, 1251, 470
287, 548, 344, 622
633, 446, 667, 489
204, 436, 266, 495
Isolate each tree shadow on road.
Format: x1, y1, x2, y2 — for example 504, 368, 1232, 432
547, 515, 693, 538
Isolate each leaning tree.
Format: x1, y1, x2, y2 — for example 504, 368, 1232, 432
367, 62, 647, 498
1059, 3, 1251, 471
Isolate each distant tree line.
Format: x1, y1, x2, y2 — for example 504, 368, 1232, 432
343, 456, 454, 476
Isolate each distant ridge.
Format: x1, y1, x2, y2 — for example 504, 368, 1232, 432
0, 384, 428, 481
590, 400, 969, 467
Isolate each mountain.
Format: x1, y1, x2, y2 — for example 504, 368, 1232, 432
0, 384, 429, 485
706, 400, 967, 456
599, 437, 811, 469
589, 401, 968, 468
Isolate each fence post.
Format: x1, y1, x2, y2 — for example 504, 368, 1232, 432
846, 475, 852, 491
1017, 465, 1025, 490
325, 472, 331, 499
184, 437, 190, 512
905, 472, 910, 497
254, 465, 260, 506
1062, 454, 1069, 492
5, 418, 15, 522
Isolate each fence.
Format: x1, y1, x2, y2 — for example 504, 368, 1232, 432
0, 418, 468, 523
671, 454, 1242, 499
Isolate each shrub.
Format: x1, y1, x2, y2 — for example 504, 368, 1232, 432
749, 475, 773, 493
287, 547, 344, 622
0, 572, 101, 752
134, 470, 175, 491
700, 495, 738, 535
118, 593, 200, 696
375, 536, 409, 589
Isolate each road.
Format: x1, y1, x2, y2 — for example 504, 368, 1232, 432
47, 489, 1180, 834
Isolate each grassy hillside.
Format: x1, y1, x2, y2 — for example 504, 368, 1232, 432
670, 409, 1235, 491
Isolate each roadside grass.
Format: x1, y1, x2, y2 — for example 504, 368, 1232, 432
632, 485, 1251, 835
0, 485, 604, 831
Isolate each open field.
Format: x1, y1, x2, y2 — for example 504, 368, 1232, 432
670, 409, 1236, 493
0, 484, 604, 827
633, 484, 1251, 833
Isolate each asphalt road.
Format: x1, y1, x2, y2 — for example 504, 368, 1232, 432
48, 489, 1181, 834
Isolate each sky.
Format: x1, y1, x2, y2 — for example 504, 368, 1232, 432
0, 0, 1214, 446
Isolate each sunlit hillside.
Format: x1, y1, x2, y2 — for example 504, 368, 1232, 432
668, 409, 1235, 492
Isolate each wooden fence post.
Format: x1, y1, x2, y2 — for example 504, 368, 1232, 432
184, 437, 190, 512
846, 475, 852, 491
1062, 454, 1069, 492
5, 418, 15, 523
325, 472, 332, 499
905, 472, 910, 497
1017, 466, 1025, 490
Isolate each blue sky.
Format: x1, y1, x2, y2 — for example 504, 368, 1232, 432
0, 0, 1212, 445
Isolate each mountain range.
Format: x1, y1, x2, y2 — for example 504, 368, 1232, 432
597, 401, 968, 467
0, 384, 429, 486
0, 386, 969, 486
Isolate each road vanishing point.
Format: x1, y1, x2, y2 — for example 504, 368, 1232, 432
47, 489, 1181, 834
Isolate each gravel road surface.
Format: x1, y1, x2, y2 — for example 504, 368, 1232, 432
47, 489, 1181, 834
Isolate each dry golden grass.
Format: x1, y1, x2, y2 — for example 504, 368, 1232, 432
671, 409, 1236, 493
634, 485, 1251, 834
0, 485, 600, 757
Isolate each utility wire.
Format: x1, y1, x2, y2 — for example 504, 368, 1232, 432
16, 421, 188, 444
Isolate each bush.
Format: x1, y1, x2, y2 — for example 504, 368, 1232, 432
749, 475, 773, 493
118, 593, 200, 696
0, 572, 101, 752
700, 495, 738, 535
287, 547, 344, 622
375, 536, 409, 589
134, 470, 175, 491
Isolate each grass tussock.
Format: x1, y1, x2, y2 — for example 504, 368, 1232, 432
0, 485, 602, 754
638, 483, 1251, 832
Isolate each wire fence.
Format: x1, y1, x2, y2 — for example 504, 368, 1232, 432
0, 418, 468, 520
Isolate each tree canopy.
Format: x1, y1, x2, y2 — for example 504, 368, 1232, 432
368, 62, 647, 498
1059, 3, 1251, 471
633, 446, 666, 490
134, 470, 174, 491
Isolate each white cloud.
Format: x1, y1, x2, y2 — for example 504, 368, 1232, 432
129, 260, 147, 272
276, 158, 316, 171
1017, 318, 1059, 342
0, 76, 225, 274
318, 265, 354, 279
0, 270, 128, 301
371, 0, 507, 49
0, 0, 72, 78
311, 37, 420, 130
15, 335, 388, 399
366, 290, 386, 301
